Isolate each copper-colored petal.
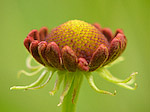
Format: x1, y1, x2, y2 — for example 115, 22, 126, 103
93, 23, 102, 32
114, 29, 124, 37
28, 30, 40, 41
78, 58, 89, 71
117, 33, 127, 54
89, 44, 108, 71
30, 40, 45, 65
62, 46, 78, 72
38, 41, 52, 66
102, 28, 113, 42
24, 37, 31, 52
45, 42, 63, 69
39, 27, 48, 41
103, 33, 127, 66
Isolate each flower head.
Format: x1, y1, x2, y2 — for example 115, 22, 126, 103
11, 20, 137, 106
23, 20, 127, 71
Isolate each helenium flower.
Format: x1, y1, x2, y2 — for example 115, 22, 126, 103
11, 20, 137, 111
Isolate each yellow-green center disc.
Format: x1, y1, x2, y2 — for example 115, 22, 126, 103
46, 20, 108, 62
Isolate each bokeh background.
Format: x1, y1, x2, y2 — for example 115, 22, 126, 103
0, 0, 150, 112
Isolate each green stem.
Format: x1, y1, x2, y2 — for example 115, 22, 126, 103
61, 71, 83, 112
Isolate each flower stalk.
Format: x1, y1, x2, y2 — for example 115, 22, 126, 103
61, 71, 83, 112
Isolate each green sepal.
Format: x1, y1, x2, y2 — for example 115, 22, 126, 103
49, 71, 65, 95
97, 68, 138, 90
10, 69, 48, 90
58, 72, 75, 106
28, 70, 55, 90
85, 72, 116, 96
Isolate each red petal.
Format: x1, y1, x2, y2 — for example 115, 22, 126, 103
89, 44, 108, 71
30, 40, 45, 65
28, 30, 40, 41
103, 33, 127, 66
45, 42, 63, 69
62, 46, 78, 72
78, 58, 89, 71
114, 29, 124, 37
117, 33, 127, 54
93, 23, 102, 32
38, 41, 52, 66
102, 28, 113, 42
24, 37, 31, 52
39, 27, 48, 41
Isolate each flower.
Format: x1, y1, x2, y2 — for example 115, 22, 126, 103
10, 20, 137, 106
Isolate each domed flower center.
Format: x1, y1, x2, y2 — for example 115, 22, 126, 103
46, 20, 108, 62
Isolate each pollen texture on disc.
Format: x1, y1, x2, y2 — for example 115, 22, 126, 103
46, 20, 108, 62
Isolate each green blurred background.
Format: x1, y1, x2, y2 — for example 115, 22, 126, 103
0, 0, 150, 112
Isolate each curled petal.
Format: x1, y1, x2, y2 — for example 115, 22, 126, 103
38, 41, 52, 66
93, 23, 102, 32
62, 46, 78, 72
28, 30, 40, 41
102, 28, 113, 42
24, 30, 40, 52
118, 34, 127, 54
24, 37, 32, 52
30, 40, 44, 65
24, 38, 31, 51
39, 27, 48, 41
89, 44, 108, 71
78, 58, 89, 71
45, 42, 62, 69
114, 29, 124, 37
103, 33, 127, 66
